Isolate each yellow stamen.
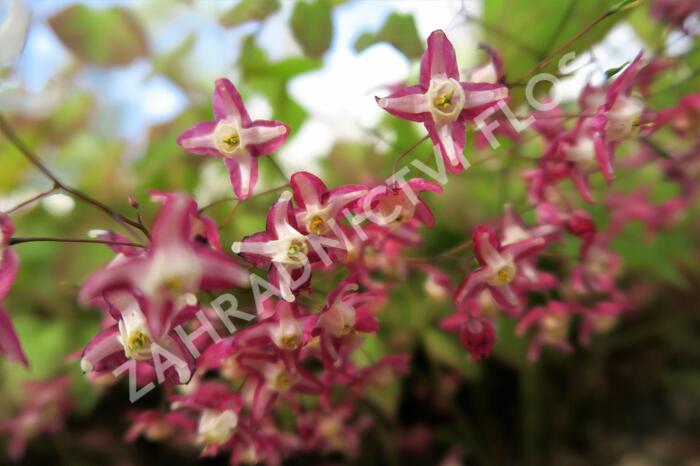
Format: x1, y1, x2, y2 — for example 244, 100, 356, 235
434, 92, 453, 111
128, 331, 151, 351
308, 215, 326, 235
287, 238, 308, 261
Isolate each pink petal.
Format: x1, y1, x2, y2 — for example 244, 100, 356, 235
375, 85, 430, 122
413, 200, 436, 227
472, 226, 502, 268
79, 259, 148, 304
407, 178, 443, 194
225, 153, 259, 200
80, 325, 126, 373
455, 267, 490, 303
243, 120, 290, 156
502, 236, 546, 262
176, 121, 220, 157
0, 248, 19, 301
420, 29, 459, 85
0, 306, 27, 366
196, 246, 249, 289
479, 43, 504, 80
291, 171, 327, 209
606, 52, 643, 105
425, 120, 467, 173
212, 78, 251, 125
488, 284, 520, 309
151, 193, 198, 249
459, 82, 509, 119
594, 132, 614, 182
325, 184, 368, 216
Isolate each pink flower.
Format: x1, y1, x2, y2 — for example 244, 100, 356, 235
125, 410, 196, 443
232, 191, 320, 301
455, 225, 546, 308
500, 204, 557, 291
577, 299, 628, 345
598, 52, 647, 145
0, 213, 27, 366
458, 316, 495, 360
359, 178, 442, 229
376, 30, 509, 172
170, 381, 243, 455
79, 193, 248, 383
463, 44, 504, 84
651, 0, 700, 31
0, 377, 73, 461
177, 78, 290, 200
654, 93, 700, 137
517, 301, 576, 361
313, 277, 384, 366
290, 171, 367, 236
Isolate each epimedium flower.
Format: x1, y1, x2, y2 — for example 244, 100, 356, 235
463, 44, 504, 84
596, 52, 648, 145
0, 376, 73, 461
232, 190, 348, 301
177, 78, 290, 200
313, 277, 384, 366
290, 171, 367, 236
79, 291, 198, 384
359, 178, 442, 229
170, 381, 243, 455
80, 193, 248, 341
455, 225, 546, 309
375, 30, 509, 173
517, 301, 576, 361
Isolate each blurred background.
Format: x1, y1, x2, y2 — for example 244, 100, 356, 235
1, 0, 700, 465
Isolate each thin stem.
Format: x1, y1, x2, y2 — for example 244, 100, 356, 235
9, 236, 145, 248
4, 183, 59, 214
0, 113, 150, 240
199, 183, 290, 213
462, 13, 541, 57
392, 135, 430, 178
510, 5, 623, 86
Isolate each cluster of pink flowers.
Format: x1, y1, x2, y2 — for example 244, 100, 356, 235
1, 3, 698, 462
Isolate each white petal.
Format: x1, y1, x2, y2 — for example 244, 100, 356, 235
0, 0, 31, 64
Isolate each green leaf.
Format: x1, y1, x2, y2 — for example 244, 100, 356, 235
290, 0, 333, 58
483, 0, 630, 103
48, 5, 148, 67
604, 61, 630, 79
219, 0, 280, 28
354, 13, 424, 60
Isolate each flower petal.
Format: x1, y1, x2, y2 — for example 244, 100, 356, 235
375, 85, 430, 122
291, 171, 327, 209
242, 120, 290, 156
420, 29, 459, 85
0, 306, 27, 366
80, 324, 125, 373
225, 153, 259, 200
176, 121, 220, 157
212, 78, 250, 125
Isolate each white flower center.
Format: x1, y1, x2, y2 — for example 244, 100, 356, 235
213, 119, 243, 157
605, 96, 644, 142
487, 262, 517, 287
564, 136, 598, 173
197, 409, 238, 446
428, 78, 465, 124
118, 308, 153, 361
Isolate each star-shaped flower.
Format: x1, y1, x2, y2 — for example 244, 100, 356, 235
375, 30, 509, 173
177, 78, 290, 200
